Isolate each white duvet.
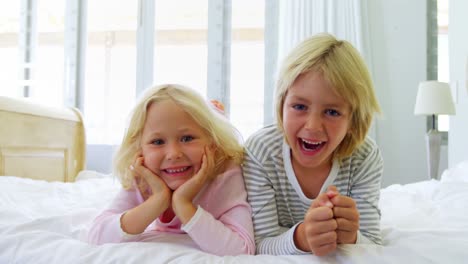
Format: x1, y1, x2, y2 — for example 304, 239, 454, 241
1, 161, 468, 264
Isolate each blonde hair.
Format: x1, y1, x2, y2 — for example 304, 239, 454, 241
113, 84, 244, 189
275, 33, 381, 160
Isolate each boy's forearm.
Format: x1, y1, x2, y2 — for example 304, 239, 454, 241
293, 223, 310, 252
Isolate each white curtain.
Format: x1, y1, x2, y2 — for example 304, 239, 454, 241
277, 0, 372, 68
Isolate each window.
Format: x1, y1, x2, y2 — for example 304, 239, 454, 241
152, 0, 265, 140
0, 2, 20, 98
1, 1, 267, 145
83, 0, 266, 144
84, 1, 138, 144
0, 1, 65, 107
437, 0, 449, 132
153, 0, 208, 96
230, 0, 265, 139
32, 0, 65, 107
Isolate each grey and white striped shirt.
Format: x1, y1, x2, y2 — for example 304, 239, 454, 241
243, 125, 383, 255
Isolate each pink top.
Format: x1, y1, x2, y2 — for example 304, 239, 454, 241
87, 164, 255, 256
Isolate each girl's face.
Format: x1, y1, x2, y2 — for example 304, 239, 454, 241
282, 71, 351, 175
140, 99, 211, 190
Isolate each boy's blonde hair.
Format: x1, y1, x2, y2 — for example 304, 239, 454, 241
113, 84, 244, 189
275, 33, 381, 160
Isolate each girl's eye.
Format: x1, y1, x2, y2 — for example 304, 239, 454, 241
325, 109, 340, 116
292, 104, 307, 111
151, 139, 164, 145
181, 135, 194, 143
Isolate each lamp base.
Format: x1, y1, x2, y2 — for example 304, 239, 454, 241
425, 129, 441, 180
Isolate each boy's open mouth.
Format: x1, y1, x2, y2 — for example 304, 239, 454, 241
300, 138, 325, 151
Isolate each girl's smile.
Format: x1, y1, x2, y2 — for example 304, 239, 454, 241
160, 165, 193, 177
140, 99, 211, 190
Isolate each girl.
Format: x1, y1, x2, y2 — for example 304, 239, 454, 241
88, 84, 255, 256
243, 33, 383, 256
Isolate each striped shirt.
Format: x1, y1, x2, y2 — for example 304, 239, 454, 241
243, 125, 383, 255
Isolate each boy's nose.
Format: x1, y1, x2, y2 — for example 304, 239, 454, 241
304, 113, 323, 131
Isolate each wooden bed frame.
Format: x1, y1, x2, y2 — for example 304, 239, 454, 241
0, 96, 86, 182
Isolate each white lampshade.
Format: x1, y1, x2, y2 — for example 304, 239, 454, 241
414, 81, 456, 115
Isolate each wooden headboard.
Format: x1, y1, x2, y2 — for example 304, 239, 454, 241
0, 96, 86, 182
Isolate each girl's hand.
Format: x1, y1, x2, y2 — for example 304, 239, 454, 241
120, 156, 172, 235
131, 156, 172, 203
172, 146, 215, 224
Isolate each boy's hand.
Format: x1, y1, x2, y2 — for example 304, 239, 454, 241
329, 190, 359, 244
210, 99, 225, 115
296, 193, 337, 256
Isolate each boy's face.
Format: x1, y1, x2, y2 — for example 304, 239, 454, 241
282, 71, 351, 174
140, 99, 211, 190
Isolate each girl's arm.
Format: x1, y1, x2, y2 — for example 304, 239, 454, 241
180, 165, 256, 256
172, 147, 214, 224
120, 188, 171, 235
87, 160, 171, 245
87, 187, 145, 244
121, 159, 171, 235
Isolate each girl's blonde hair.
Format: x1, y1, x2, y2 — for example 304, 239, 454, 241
113, 84, 244, 189
275, 33, 381, 160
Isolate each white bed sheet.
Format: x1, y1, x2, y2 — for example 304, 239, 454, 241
1, 161, 468, 264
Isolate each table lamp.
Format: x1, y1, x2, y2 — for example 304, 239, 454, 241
414, 81, 456, 180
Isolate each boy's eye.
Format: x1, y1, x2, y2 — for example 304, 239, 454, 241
325, 109, 340, 116
292, 104, 307, 111
151, 139, 164, 145
181, 135, 194, 142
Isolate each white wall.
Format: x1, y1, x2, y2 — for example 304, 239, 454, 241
367, 0, 430, 186
448, 0, 468, 166
86, 144, 117, 174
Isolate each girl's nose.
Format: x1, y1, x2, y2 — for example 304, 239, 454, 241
167, 143, 183, 160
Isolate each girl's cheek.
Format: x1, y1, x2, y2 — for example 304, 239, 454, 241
140, 146, 150, 158
141, 152, 160, 167
186, 145, 205, 158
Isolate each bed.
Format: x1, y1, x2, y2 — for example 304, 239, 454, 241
1, 96, 468, 263
0, 96, 85, 182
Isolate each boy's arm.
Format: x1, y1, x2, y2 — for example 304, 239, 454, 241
243, 148, 308, 255
349, 142, 384, 245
